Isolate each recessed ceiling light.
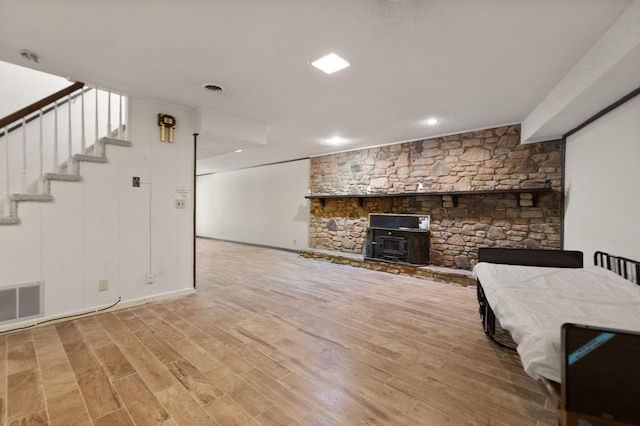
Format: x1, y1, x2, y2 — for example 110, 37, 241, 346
323, 135, 348, 146
425, 117, 440, 126
234, 149, 243, 153
311, 53, 350, 74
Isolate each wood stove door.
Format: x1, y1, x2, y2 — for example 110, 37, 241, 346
375, 235, 407, 261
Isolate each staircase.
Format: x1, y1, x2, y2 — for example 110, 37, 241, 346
0, 82, 130, 225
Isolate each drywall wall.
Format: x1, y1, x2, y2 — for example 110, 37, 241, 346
564, 93, 640, 261
196, 159, 309, 250
0, 61, 69, 117
0, 95, 194, 330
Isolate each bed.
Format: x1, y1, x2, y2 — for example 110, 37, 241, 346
474, 248, 640, 383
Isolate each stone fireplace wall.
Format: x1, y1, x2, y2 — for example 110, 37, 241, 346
308, 125, 563, 270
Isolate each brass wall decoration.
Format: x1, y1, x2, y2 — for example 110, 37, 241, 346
158, 113, 177, 142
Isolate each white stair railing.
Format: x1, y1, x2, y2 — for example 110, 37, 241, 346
0, 83, 128, 217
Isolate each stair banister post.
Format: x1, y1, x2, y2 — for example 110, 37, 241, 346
3, 126, 9, 215
22, 118, 27, 193
94, 89, 99, 155
39, 109, 43, 193
54, 101, 59, 173
67, 94, 72, 174
81, 89, 86, 154
107, 91, 112, 138
118, 94, 123, 140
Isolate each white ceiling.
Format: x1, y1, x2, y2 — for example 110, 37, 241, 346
0, 0, 638, 174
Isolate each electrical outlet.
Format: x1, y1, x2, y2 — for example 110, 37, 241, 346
98, 279, 108, 291
293, 239, 297, 245
132, 177, 140, 187
175, 199, 186, 209
146, 272, 156, 284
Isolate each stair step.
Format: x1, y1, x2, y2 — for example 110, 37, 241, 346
73, 154, 108, 163
44, 173, 82, 182
101, 137, 132, 147
4, 132, 130, 225
8, 193, 54, 202
0, 216, 20, 225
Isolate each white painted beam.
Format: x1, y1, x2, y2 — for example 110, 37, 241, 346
522, 0, 640, 143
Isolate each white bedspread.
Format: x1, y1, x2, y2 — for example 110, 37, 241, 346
473, 263, 640, 382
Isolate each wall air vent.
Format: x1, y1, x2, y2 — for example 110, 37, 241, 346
0, 281, 44, 324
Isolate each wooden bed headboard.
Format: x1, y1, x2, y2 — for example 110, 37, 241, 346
477, 248, 584, 268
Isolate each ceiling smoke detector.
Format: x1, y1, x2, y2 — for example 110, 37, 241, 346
202, 83, 224, 92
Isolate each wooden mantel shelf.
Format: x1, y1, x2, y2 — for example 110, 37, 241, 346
306, 186, 552, 207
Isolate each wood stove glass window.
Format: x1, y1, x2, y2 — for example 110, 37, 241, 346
376, 235, 407, 259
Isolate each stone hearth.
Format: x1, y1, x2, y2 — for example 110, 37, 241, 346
300, 248, 475, 286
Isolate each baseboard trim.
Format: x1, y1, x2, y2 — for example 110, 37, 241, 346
0, 287, 195, 334
196, 236, 301, 253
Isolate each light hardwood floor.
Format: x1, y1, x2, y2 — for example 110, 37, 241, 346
0, 239, 557, 425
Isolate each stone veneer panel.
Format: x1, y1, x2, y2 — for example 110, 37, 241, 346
308, 125, 562, 270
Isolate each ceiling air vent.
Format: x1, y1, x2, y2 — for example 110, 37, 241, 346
202, 84, 224, 93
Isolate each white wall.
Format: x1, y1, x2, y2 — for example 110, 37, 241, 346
196, 159, 309, 250
0, 96, 194, 330
564, 94, 640, 261
0, 61, 69, 117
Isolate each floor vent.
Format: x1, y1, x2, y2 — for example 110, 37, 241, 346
0, 281, 44, 323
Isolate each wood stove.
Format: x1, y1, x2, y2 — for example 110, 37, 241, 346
365, 214, 430, 265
